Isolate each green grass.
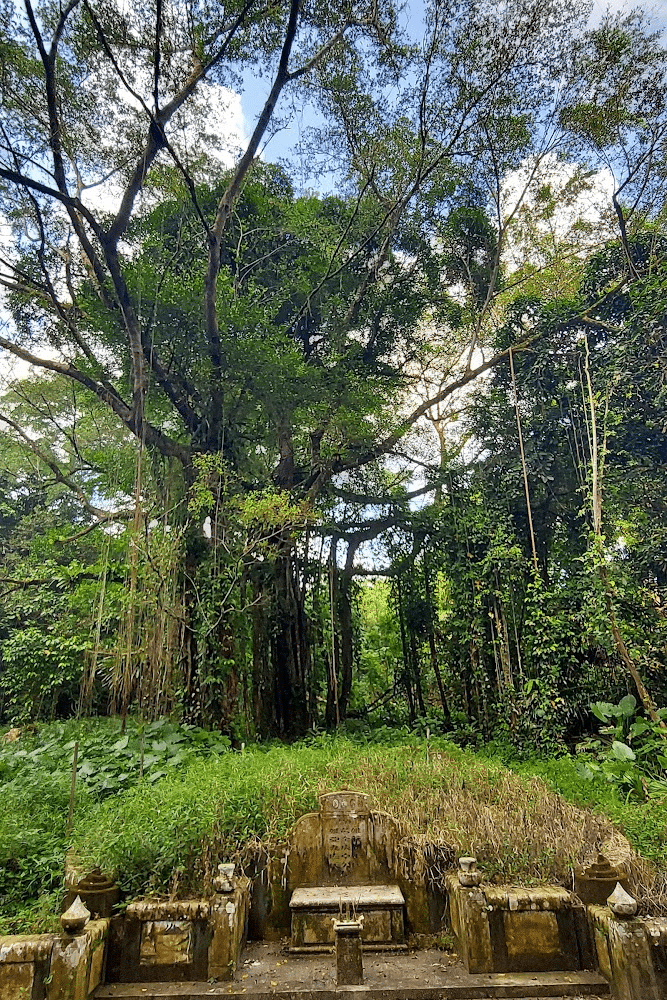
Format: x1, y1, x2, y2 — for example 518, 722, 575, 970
2, 719, 667, 934
0, 716, 230, 933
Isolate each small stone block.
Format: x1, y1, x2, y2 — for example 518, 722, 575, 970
290, 885, 404, 909
335, 922, 364, 986
0, 961, 33, 1000
139, 920, 193, 966
0, 935, 54, 963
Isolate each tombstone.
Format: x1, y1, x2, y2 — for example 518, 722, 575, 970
288, 789, 405, 952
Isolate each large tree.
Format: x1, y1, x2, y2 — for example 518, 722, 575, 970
2, 0, 665, 735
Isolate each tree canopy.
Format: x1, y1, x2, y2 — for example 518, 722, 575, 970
1, 0, 667, 746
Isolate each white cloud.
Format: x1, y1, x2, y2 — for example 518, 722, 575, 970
80, 81, 249, 217
501, 154, 617, 274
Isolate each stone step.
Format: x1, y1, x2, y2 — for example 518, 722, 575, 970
94, 969, 610, 999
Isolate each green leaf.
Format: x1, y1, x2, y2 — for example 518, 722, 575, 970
610, 741, 635, 761
616, 695, 637, 718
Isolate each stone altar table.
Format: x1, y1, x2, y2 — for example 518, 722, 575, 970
287, 790, 406, 952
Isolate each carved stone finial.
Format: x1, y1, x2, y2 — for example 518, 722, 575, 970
574, 852, 631, 906
458, 856, 483, 887
213, 862, 235, 893
60, 894, 91, 934
607, 881, 638, 918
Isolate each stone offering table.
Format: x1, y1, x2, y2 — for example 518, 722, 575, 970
287, 790, 406, 952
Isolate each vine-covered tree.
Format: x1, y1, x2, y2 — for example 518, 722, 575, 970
1, 0, 666, 737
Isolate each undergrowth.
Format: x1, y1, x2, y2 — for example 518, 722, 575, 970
2, 719, 667, 934
71, 732, 620, 898
477, 743, 667, 912
0, 716, 230, 933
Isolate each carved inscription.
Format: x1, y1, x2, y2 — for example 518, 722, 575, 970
324, 821, 355, 871
320, 792, 370, 873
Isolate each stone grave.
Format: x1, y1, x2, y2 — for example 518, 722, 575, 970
288, 789, 406, 952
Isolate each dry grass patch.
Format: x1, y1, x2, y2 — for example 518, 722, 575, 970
308, 744, 619, 886
74, 735, 667, 913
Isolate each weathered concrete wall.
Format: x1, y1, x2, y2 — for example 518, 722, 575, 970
105, 884, 249, 984
286, 805, 400, 890
0, 920, 109, 1000
0, 887, 249, 994
447, 875, 591, 974
0, 934, 53, 1000
244, 851, 292, 941
447, 877, 667, 995
590, 904, 662, 1000
447, 874, 493, 973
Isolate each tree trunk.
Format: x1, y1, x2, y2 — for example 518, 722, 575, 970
337, 569, 355, 721
396, 577, 416, 722
250, 548, 312, 738
409, 627, 427, 716
325, 538, 341, 728
423, 555, 451, 724
180, 527, 205, 724
270, 545, 312, 737
251, 571, 274, 736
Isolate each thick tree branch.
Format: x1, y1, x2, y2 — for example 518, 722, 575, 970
0, 166, 100, 232
204, 0, 303, 423
329, 339, 538, 478
0, 336, 189, 461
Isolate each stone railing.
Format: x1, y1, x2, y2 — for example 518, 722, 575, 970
0, 919, 108, 1000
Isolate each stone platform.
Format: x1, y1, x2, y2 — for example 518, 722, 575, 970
93, 940, 610, 998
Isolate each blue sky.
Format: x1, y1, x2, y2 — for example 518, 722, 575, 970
599, 0, 667, 34
240, 0, 667, 170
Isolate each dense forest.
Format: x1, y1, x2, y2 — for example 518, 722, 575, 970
1, 0, 666, 773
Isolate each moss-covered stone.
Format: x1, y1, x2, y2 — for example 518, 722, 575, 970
589, 905, 661, 1000
208, 879, 250, 981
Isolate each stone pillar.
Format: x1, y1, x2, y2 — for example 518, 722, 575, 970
209, 879, 250, 981
47, 933, 91, 1000
590, 905, 661, 1000
333, 919, 363, 986
446, 873, 493, 973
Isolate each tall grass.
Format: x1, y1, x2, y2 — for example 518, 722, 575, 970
3, 723, 667, 931
72, 735, 622, 898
